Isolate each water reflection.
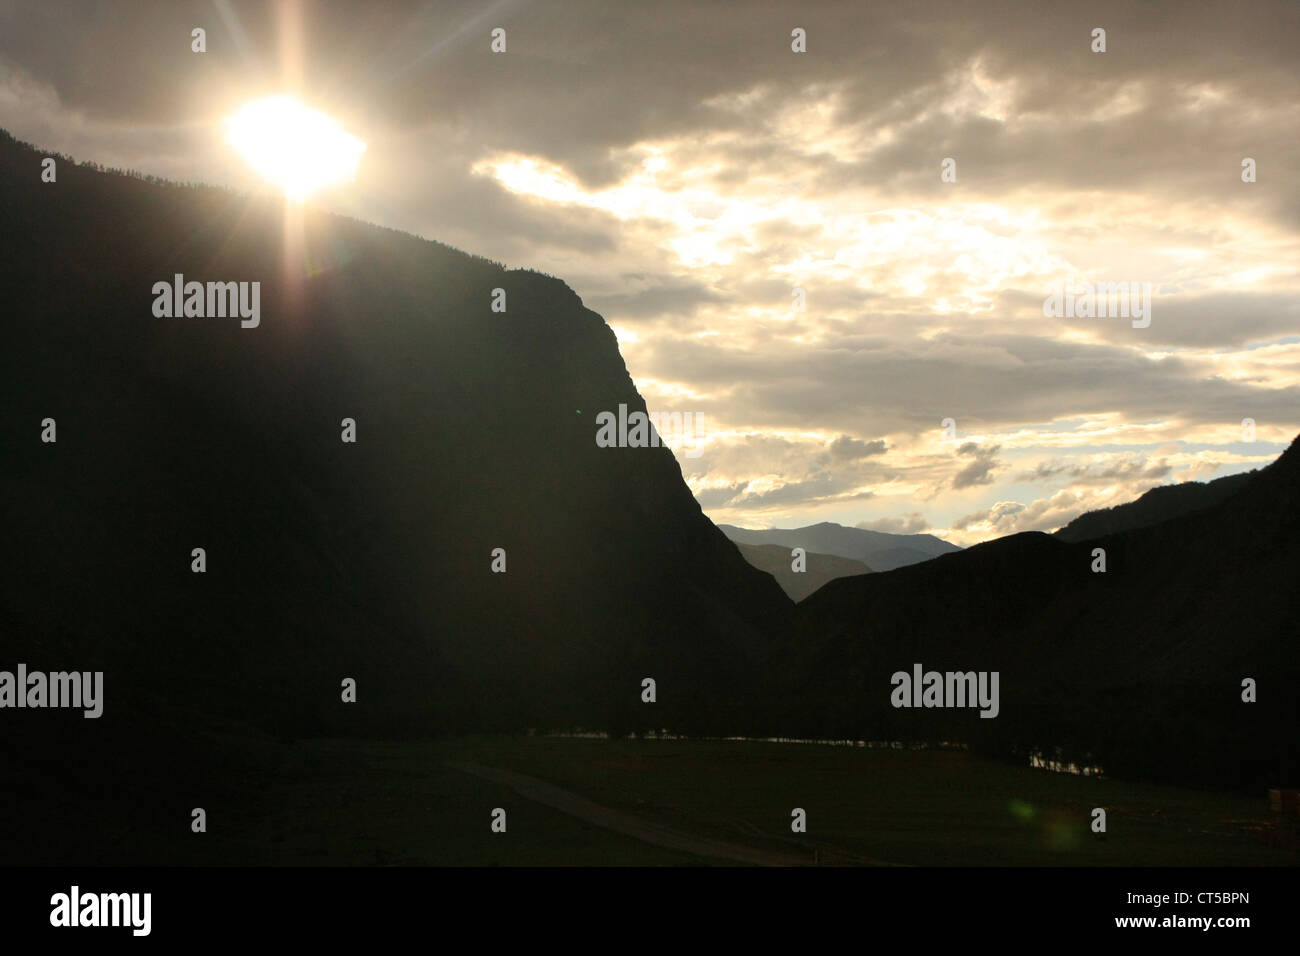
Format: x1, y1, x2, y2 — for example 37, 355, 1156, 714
544, 731, 970, 751
540, 731, 1104, 777
1029, 752, 1105, 777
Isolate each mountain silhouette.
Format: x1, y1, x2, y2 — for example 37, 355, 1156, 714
720, 521, 962, 572
1055, 470, 1255, 541
0, 129, 793, 837
732, 542, 872, 602
2, 126, 1294, 866
769, 436, 1300, 790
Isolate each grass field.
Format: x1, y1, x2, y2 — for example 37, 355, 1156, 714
7, 734, 1297, 866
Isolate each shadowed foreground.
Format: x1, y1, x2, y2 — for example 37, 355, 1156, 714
5, 736, 1295, 866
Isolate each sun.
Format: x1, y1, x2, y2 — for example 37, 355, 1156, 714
224, 95, 366, 201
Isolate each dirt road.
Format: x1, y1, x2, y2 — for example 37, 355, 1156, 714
448, 760, 897, 866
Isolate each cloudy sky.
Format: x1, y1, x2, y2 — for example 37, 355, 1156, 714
3, 0, 1297, 545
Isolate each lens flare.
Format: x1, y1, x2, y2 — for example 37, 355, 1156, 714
224, 95, 365, 200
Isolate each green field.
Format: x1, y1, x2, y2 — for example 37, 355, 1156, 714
8, 735, 1297, 866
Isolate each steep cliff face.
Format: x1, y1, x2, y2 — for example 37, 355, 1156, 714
0, 128, 791, 774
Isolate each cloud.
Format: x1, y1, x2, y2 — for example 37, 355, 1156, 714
1018, 457, 1173, 484
827, 435, 887, 461
695, 482, 748, 509
945, 479, 1172, 541
586, 275, 724, 319
952, 442, 1002, 489
4, 0, 1298, 543
951, 494, 1074, 536
856, 512, 929, 534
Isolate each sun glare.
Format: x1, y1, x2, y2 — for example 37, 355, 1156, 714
224, 95, 366, 200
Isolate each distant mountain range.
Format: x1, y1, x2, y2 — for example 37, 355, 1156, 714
731, 542, 872, 602
720, 521, 962, 573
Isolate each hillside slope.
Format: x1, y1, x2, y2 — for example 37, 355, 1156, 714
1055, 470, 1255, 541
774, 437, 1300, 790
0, 131, 793, 839
733, 542, 872, 602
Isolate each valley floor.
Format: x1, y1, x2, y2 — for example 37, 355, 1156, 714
6, 736, 1297, 866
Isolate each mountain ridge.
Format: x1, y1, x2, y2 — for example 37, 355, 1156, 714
719, 520, 961, 572
1054, 469, 1257, 541
769, 433, 1300, 789
731, 541, 872, 602
0, 127, 793, 824
3, 126, 1295, 808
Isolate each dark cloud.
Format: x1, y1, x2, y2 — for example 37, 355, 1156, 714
367, 153, 623, 258
587, 276, 724, 319
4, 1, 1297, 540
1018, 458, 1172, 484
637, 329, 1300, 437
827, 435, 887, 460
695, 482, 747, 509
707, 473, 842, 510
6, 1, 1296, 196
952, 442, 1001, 489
